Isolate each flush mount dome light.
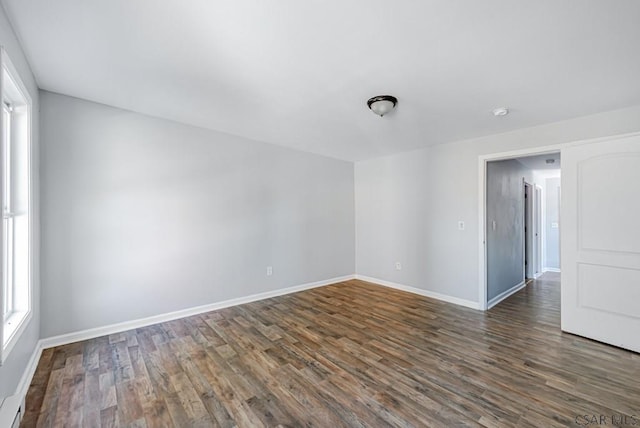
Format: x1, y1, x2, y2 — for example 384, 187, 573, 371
367, 95, 397, 117
492, 107, 509, 116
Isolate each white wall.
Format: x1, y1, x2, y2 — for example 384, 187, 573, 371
545, 177, 561, 269
0, 4, 40, 402
355, 104, 640, 304
40, 91, 355, 338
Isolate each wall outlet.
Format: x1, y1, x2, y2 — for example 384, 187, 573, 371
395, 262, 402, 271
266, 266, 273, 276
458, 221, 465, 230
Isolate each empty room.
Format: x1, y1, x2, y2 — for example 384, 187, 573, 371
1, 1, 640, 427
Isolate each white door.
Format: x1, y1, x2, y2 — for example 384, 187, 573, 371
562, 134, 640, 352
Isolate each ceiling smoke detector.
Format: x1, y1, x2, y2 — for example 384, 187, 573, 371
492, 107, 509, 116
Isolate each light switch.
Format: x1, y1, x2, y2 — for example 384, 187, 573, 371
458, 221, 465, 230
492, 220, 497, 231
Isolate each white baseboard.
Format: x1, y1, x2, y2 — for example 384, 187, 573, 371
4, 272, 481, 424
16, 342, 42, 405
543, 267, 561, 273
355, 275, 481, 310
1, 274, 356, 425
487, 280, 526, 309
0, 275, 356, 427
0, 341, 42, 428
41, 274, 355, 350
5, 272, 488, 424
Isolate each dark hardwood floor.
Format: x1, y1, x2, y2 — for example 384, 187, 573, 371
22, 274, 640, 427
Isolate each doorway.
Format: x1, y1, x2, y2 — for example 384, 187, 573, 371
479, 134, 640, 352
534, 186, 543, 277
482, 151, 561, 309
524, 182, 543, 280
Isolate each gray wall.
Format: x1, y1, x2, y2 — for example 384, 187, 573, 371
355, 104, 640, 304
545, 177, 561, 269
40, 91, 355, 338
0, 4, 40, 401
486, 160, 530, 301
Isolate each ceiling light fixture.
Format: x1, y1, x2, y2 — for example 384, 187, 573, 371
367, 95, 397, 117
492, 107, 509, 116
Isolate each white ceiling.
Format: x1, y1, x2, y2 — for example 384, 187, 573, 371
3, 1, 640, 161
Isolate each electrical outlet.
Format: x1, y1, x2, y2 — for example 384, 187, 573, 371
266, 266, 273, 276
395, 262, 402, 271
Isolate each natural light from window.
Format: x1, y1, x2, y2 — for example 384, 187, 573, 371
1, 48, 32, 364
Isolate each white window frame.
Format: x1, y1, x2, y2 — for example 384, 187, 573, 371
2, 101, 13, 321
0, 47, 33, 365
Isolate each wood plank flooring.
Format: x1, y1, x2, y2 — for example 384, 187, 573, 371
22, 274, 640, 427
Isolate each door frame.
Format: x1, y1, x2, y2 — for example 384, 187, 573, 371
478, 144, 564, 310
534, 185, 543, 278
478, 132, 640, 310
524, 181, 534, 279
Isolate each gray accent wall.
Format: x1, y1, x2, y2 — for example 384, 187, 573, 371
40, 91, 355, 338
486, 160, 529, 301
0, 5, 41, 402
545, 177, 561, 269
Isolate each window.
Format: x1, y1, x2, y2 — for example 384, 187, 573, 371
1, 48, 32, 364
